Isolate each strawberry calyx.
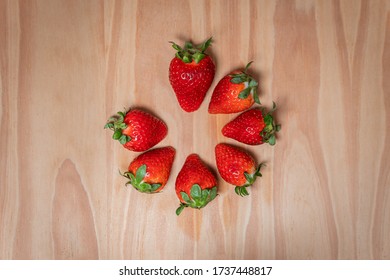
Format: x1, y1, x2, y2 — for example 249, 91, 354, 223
176, 184, 218, 215
169, 37, 212, 64
260, 102, 281, 146
104, 110, 131, 145
120, 164, 162, 193
230, 61, 260, 104
235, 163, 265, 197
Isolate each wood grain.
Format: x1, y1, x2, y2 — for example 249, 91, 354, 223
1, 0, 389, 260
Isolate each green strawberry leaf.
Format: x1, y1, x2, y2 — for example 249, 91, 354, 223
241, 187, 249, 196
182, 55, 191, 63
249, 79, 258, 87
253, 88, 261, 104
104, 123, 114, 129
268, 134, 276, 146
238, 87, 252, 99
184, 42, 193, 49
263, 114, 273, 126
176, 204, 187, 216
139, 182, 151, 192
112, 129, 122, 140
169, 41, 182, 51
118, 135, 127, 144
117, 111, 125, 120
255, 163, 265, 176
108, 116, 117, 122
235, 186, 249, 197
190, 184, 202, 199
151, 184, 161, 192
181, 192, 192, 204
175, 52, 183, 60
198, 37, 213, 52
136, 164, 146, 182
231, 75, 247, 84
120, 170, 136, 186
193, 53, 205, 64
118, 123, 127, 129
244, 172, 252, 183
128, 172, 136, 182
210, 187, 217, 200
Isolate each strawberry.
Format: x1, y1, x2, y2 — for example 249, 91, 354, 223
120, 146, 175, 193
222, 102, 281, 146
175, 154, 218, 215
104, 109, 167, 152
215, 143, 264, 196
169, 37, 215, 112
208, 61, 260, 114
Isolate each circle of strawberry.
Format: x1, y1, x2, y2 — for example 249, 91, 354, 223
104, 37, 281, 216
208, 61, 260, 114
169, 37, 215, 112
120, 146, 176, 193
222, 102, 281, 146
215, 143, 265, 196
175, 154, 218, 215
104, 109, 167, 152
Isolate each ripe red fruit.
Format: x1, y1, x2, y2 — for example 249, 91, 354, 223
120, 146, 175, 193
169, 37, 215, 112
208, 62, 260, 114
175, 154, 218, 215
104, 109, 167, 152
215, 143, 264, 196
222, 102, 281, 146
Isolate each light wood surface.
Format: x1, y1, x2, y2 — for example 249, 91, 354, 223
1, 0, 390, 260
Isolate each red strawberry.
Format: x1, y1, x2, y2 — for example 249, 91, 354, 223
169, 37, 215, 112
208, 62, 260, 114
175, 154, 218, 215
104, 109, 167, 152
215, 143, 264, 196
120, 146, 175, 193
222, 102, 281, 146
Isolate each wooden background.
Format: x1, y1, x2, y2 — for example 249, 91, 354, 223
1, 0, 390, 260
